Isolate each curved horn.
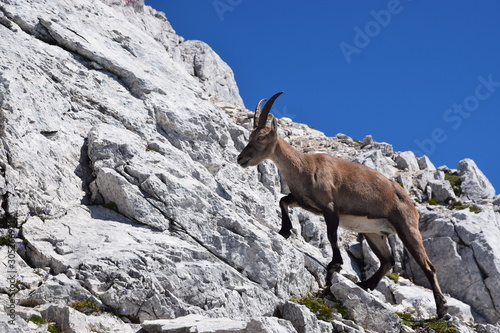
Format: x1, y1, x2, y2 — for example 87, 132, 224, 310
253, 98, 267, 129
257, 91, 284, 129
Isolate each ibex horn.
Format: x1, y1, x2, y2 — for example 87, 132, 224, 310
253, 98, 267, 129
257, 91, 284, 129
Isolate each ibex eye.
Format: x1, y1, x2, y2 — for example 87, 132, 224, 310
257, 136, 266, 141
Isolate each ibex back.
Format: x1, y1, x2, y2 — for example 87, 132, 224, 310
237, 92, 447, 318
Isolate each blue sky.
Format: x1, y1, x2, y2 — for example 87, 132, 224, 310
145, 1, 499, 194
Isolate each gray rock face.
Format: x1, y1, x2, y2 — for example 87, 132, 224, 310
0, 0, 499, 332
406, 208, 500, 323
458, 158, 496, 200
330, 274, 401, 333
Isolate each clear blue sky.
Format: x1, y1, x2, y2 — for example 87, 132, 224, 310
145, 1, 500, 194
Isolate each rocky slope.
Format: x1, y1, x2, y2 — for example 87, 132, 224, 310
0, 0, 499, 332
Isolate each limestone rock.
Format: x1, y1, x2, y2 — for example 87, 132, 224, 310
245, 317, 298, 333
353, 150, 397, 178
360, 136, 393, 156
395, 151, 420, 171
417, 155, 436, 170
21, 207, 282, 321
416, 170, 444, 191
392, 284, 473, 322
142, 314, 246, 333
280, 301, 332, 333
329, 274, 401, 333
427, 179, 457, 203
25, 274, 98, 308
39, 305, 87, 333
405, 209, 500, 323
458, 159, 496, 200
179, 40, 244, 108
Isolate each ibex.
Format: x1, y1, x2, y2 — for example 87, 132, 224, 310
237, 92, 447, 318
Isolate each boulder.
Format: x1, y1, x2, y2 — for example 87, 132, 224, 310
40, 305, 88, 333
417, 155, 436, 170
329, 274, 401, 333
416, 170, 445, 191
395, 151, 420, 171
427, 179, 457, 203
405, 211, 500, 324
279, 301, 332, 333
458, 159, 496, 200
392, 284, 473, 322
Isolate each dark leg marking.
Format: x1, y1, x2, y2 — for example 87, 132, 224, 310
357, 233, 395, 291
279, 194, 295, 239
323, 205, 342, 283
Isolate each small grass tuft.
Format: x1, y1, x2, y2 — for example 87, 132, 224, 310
447, 200, 468, 210
102, 201, 119, 213
447, 200, 482, 214
70, 299, 101, 314
468, 204, 481, 214
290, 295, 337, 321
28, 315, 48, 325
396, 312, 414, 326
48, 324, 62, 333
331, 299, 349, 320
386, 272, 399, 283
0, 234, 14, 246
396, 313, 457, 333
428, 194, 438, 206
444, 174, 462, 197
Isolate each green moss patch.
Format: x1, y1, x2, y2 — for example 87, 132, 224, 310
290, 295, 339, 321
70, 299, 101, 314
396, 313, 457, 333
444, 174, 462, 197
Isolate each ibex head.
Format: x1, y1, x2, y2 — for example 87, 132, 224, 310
237, 92, 283, 168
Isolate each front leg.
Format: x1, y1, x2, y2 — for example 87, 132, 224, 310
324, 204, 343, 282
278, 194, 296, 238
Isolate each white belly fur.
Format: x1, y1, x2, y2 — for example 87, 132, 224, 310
339, 214, 396, 236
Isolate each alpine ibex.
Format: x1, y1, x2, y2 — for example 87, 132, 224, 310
237, 92, 447, 318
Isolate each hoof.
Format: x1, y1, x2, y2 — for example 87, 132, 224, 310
278, 228, 291, 239
356, 281, 370, 290
437, 306, 449, 319
326, 262, 342, 275
356, 280, 377, 291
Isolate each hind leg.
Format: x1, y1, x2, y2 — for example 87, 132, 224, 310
358, 233, 395, 290
396, 223, 448, 318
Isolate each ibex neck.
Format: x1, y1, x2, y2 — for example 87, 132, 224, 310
271, 137, 306, 176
